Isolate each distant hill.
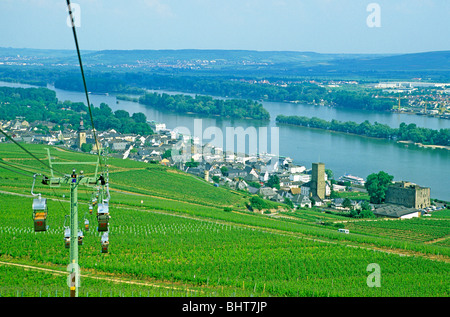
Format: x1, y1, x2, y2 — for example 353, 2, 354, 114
321, 50, 450, 71
0, 47, 87, 60
83, 49, 382, 65
0, 46, 387, 67
78, 49, 450, 72
0, 47, 449, 80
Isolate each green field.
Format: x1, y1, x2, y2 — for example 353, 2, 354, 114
0, 143, 448, 297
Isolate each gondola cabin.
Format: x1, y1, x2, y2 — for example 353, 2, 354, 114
89, 204, 93, 215
78, 230, 84, 246
97, 203, 110, 232
84, 219, 90, 231
101, 232, 109, 253
64, 228, 70, 249
32, 198, 48, 232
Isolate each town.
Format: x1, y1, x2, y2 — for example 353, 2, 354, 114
1, 115, 441, 221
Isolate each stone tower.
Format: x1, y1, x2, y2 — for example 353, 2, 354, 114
311, 162, 325, 200
77, 118, 86, 148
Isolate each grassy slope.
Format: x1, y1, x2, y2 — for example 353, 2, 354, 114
0, 143, 448, 297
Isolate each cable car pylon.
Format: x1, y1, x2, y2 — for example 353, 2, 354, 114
42, 147, 107, 297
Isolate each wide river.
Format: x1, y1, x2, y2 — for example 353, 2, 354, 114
2, 81, 450, 201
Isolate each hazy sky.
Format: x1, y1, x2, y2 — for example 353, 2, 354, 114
0, 0, 449, 54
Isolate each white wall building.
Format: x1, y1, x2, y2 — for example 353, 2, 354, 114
290, 173, 311, 183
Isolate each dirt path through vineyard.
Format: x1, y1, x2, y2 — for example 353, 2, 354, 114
0, 260, 204, 293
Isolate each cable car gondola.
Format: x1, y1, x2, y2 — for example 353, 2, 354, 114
97, 202, 110, 232
31, 174, 49, 232
101, 232, 109, 253
78, 230, 84, 246
32, 197, 48, 232
64, 227, 70, 249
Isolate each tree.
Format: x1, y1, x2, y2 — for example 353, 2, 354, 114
342, 198, 353, 210
211, 176, 220, 183
81, 143, 93, 153
360, 200, 372, 211
350, 209, 360, 218
350, 201, 375, 218
329, 187, 339, 199
365, 171, 394, 204
249, 196, 271, 211
98, 103, 113, 117
266, 175, 280, 190
114, 109, 130, 119
220, 166, 228, 176
162, 149, 172, 159
360, 208, 375, 218
185, 159, 199, 168
284, 197, 294, 209
131, 112, 147, 123
325, 169, 334, 180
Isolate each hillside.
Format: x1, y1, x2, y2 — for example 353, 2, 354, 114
0, 143, 449, 297
82, 49, 382, 66
318, 50, 450, 72
2, 47, 449, 81
0, 143, 252, 214
0, 47, 381, 67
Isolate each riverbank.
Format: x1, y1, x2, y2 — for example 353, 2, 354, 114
397, 140, 450, 151
391, 109, 450, 121
277, 120, 450, 152
276, 114, 450, 151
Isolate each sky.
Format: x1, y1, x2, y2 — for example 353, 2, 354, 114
0, 0, 449, 54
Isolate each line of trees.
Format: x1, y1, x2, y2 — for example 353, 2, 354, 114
276, 115, 450, 146
54, 75, 144, 95
138, 92, 270, 120
91, 103, 153, 135
0, 87, 153, 136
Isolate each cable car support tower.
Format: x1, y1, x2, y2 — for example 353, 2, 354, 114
45, 148, 108, 297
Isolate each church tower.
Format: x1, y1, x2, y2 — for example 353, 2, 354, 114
311, 162, 325, 200
77, 118, 86, 149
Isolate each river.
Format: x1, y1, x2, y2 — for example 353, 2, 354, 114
1, 81, 449, 201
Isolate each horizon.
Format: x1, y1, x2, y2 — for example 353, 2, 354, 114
1, 46, 449, 56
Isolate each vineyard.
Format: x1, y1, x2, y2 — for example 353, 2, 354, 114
0, 143, 449, 297
345, 218, 450, 243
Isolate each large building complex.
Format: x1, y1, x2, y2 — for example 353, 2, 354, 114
385, 181, 431, 209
